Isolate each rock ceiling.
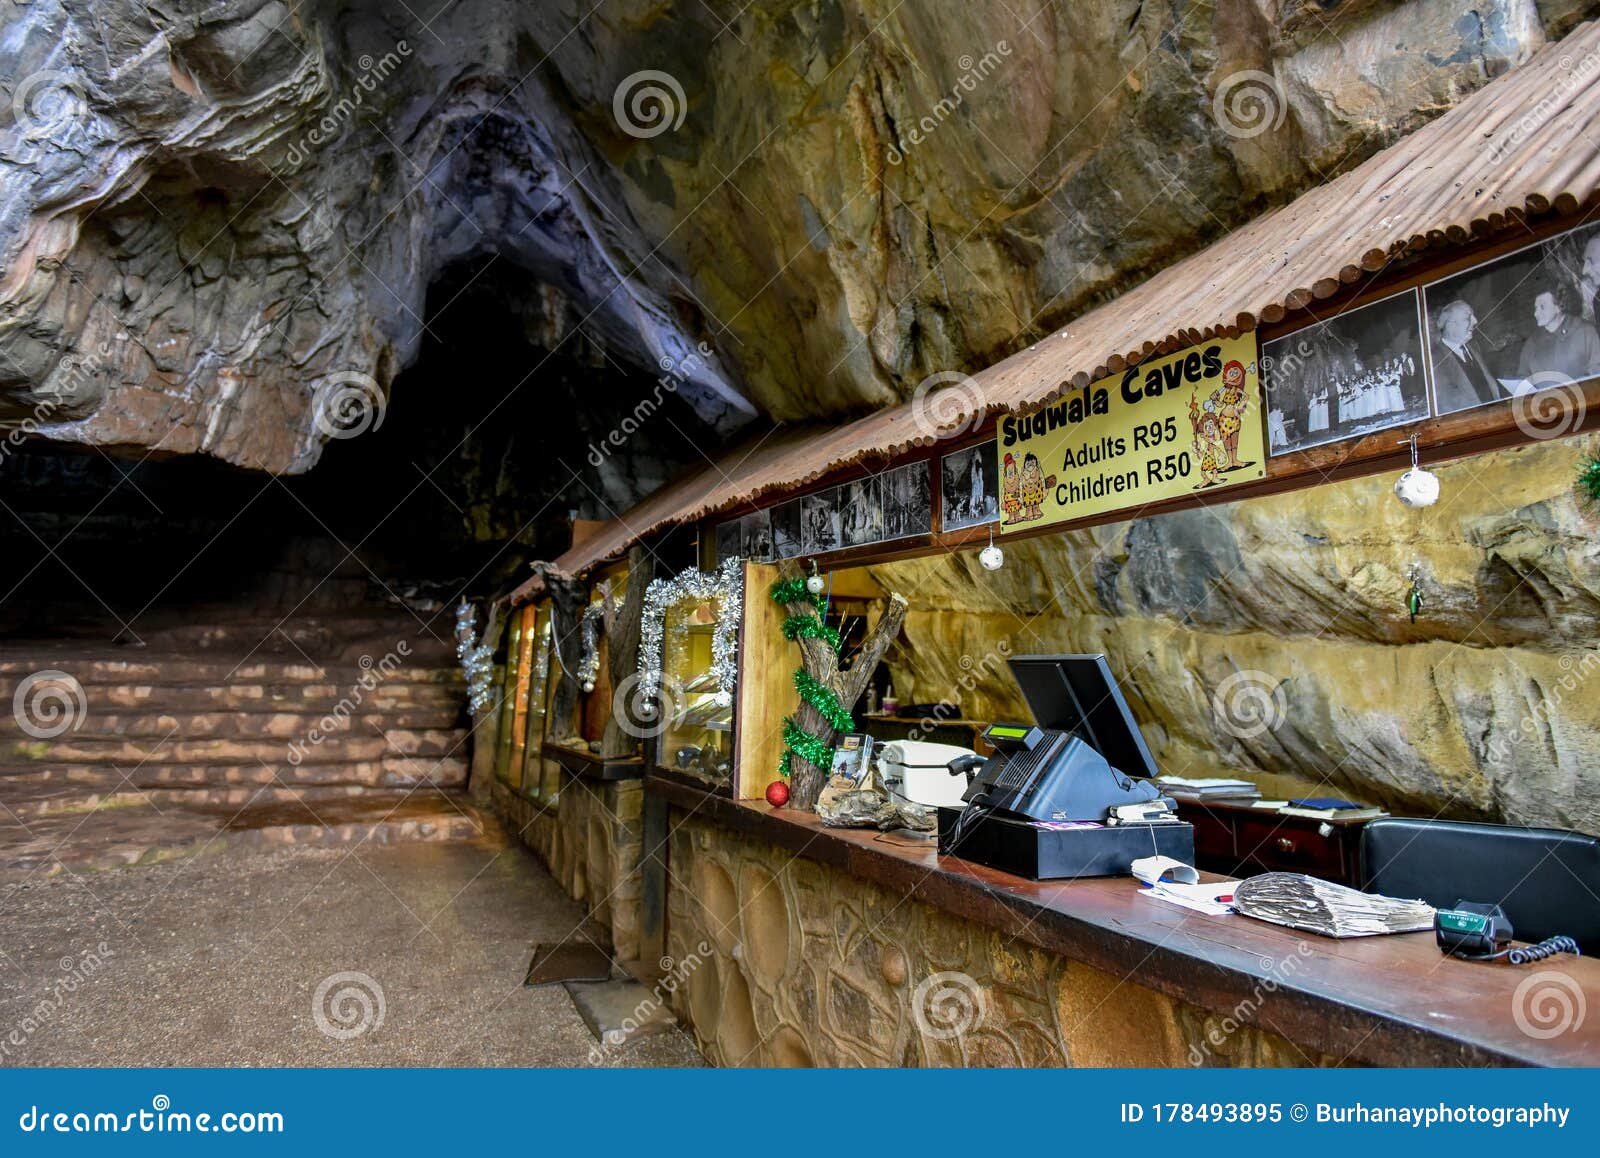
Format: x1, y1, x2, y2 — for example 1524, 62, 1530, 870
1, 0, 1591, 474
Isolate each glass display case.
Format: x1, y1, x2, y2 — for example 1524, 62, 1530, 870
656, 588, 736, 791
518, 605, 553, 799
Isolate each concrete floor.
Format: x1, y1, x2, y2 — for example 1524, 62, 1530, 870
0, 827, 705, 1067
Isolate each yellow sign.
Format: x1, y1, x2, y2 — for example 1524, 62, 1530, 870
995, 334, 1264, 533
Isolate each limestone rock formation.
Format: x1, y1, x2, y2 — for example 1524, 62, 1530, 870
871, 434, 1600, 832
4, 0, 1588, 471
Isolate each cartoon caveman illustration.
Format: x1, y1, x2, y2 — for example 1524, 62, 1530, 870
1018, 452, 1056, 521
1193, 409, 1226, 489
1001, 453, 1024, 525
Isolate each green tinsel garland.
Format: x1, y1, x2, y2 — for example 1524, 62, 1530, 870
1580, 454, 1600, 506
770, 576, 854, 780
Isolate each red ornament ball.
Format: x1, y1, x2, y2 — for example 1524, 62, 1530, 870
765, 780, 790, 808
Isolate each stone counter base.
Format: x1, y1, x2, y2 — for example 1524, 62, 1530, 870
491, 776, 644, 963
663, 811, 1335, 1067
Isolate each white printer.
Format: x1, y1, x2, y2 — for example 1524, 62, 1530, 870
877, 740, 977, 810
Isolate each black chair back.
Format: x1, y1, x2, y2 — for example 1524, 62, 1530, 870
1361, 818, 1600, 953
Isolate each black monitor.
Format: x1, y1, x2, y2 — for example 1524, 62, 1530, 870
1006, 654, 1159, 782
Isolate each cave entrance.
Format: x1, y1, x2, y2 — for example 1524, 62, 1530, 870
0, 259, 710, 639
0, 260, 710, 872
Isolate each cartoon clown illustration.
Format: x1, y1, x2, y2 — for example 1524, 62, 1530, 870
1001, 453, 1024, 525
1018, 452, 1056, 521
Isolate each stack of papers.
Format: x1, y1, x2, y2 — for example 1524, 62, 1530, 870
1232, 872, 1435, 937
1139, 880, 1237, 916
1153, 775, 1262, 802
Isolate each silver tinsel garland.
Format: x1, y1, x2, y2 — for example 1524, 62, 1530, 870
575, 603, 604, 693
454, 600, 495, 715
636, 558, 743, 716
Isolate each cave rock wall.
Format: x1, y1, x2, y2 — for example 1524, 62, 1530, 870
871, 434, 1600, 832
5, 0, 1596, 470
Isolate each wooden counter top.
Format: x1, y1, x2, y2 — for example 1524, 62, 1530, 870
647, 776, 1600, 1068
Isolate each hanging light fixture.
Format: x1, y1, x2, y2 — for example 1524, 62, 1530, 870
1394, 434, 1440, 507
979, 525, 1004, 571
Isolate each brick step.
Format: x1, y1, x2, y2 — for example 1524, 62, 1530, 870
2, 729, 465, 767
0, 757, 469, 795
0, 779, 404, 820
0, 706, 462, 740
0, 790, 486, 872
0, 657, 465, 686
19, 681, 467, 712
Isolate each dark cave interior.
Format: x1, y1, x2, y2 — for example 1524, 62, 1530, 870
0, 261, 709, 638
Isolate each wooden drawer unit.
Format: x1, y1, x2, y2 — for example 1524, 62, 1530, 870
1180, 801, 1373, 887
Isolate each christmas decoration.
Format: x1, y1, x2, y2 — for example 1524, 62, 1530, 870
454, 600, 495, 716
765, 780, 790, 807
1579, 453, 1600, 506
1406, 564, 1425, 624
771, 569, 909, 810
771, 575, 852, 781
636, 559, 743, 712
979, 526, 1004, 570
575, 602, 604, 692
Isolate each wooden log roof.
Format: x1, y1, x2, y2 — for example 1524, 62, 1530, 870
511, 21, 1600, 603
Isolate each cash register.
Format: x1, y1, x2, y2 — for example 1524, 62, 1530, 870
937, 654, 1193, 879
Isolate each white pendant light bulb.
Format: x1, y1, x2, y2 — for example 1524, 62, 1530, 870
979, 527, 1004, 571
1394, 435, 1439, 508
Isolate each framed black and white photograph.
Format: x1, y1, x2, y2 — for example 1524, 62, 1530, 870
715, 519, 741, 562
1262, 289, 1428, 455
1424, 221, 1600, 417
739, 510, 774, 561
880, 463, 932, 540
801, 487, 841, 553
839, 476, 883, 547
770, 499, 802, 559
941, 445, 998, 531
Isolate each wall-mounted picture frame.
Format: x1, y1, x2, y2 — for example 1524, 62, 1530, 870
1425, 220, 1600, 418
739, 510, 774, 561
941, 445, 999, 531
839, 476, 884, 547
801, 487, 842, 553
770, 499, 803, 559
714, 518, 741, 562
880, 463, 932, 540
1263, 289, 1428, 455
